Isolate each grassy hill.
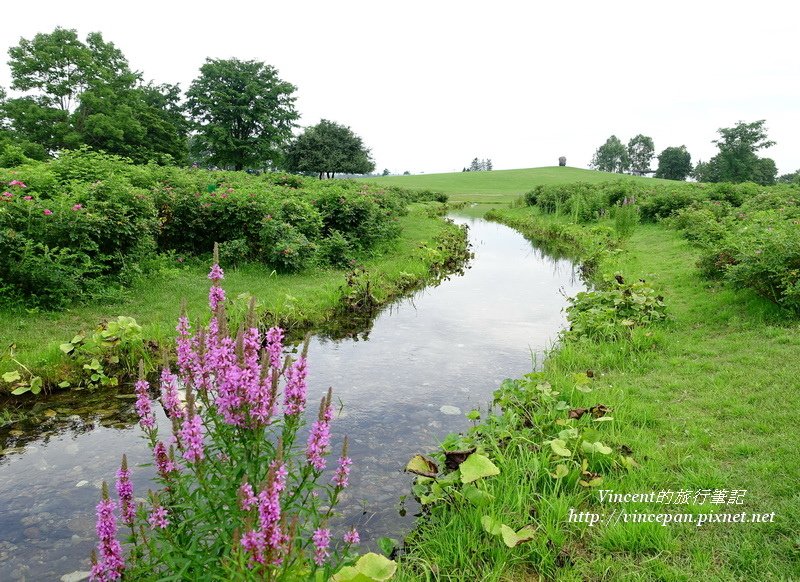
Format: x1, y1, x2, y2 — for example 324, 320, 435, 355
363, 166, 673, 203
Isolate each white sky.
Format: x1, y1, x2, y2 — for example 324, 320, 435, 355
1, 0, 798, 175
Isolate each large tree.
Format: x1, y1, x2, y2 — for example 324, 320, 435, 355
627, 134, 654, 175
699, 120, 777, 185
284, 119, 374, 179
654, 145, 692, 181
591, 135, 629, 173
187, 58, 298, 171
4, 27, 188, 162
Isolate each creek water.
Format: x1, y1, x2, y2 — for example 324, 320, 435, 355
0, 213, 584, 581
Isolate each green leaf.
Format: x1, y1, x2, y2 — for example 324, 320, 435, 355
466, 409, 480, 421
2, 371, 21, 383
500, 524, 537, 548
108, 355, 120, 364
463, 484, 494, 507
405, 455, 438, 478
550, 439, 572, 457
332, 552, 397, 582
550, 463, 570, 479
29, 376, 42, 395
376, 537, 396, 557
481, 515, 503, 536
593, 416, 614, 422
71, 334, 84, 344
59, 343, 75, 354
581, 441, 613, 455
58, 381, 71, 388
11, 386, 30, 395
459, 453, 500, 483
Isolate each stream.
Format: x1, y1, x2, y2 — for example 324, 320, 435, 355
0, 212, 584, 581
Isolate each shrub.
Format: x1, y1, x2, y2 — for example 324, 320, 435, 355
612, 201, 640, 239
259, 217, 317, 272
563, 273, 667, 342
319, 230, 354, 268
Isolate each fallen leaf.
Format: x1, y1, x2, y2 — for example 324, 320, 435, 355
405, 455, 438, 478
568, 408, 588, 420
589, 404, 612, 418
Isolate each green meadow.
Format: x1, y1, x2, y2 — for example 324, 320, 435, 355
364, 167, 674, 203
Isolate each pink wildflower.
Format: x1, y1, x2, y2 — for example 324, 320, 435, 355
179, 413, 204, 463
148, 506, 169, 529
265, 327, 284, 370
343, 528, 360, 545
23, 195, 33, 201
332, 455, 353, 488
283, 356, 307, 416
90, 482, 124, 581
134, 372, 154, 430
43, 209, 53, 215
8, 180, 26, 188
306, 390, 334, 471
72, 203, 83, 211
312, 528, 331, 566
154, 441, 176, 477
115, 456, 135, 526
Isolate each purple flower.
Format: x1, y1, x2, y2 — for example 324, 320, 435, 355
208, 263, 224, 283
154, 441, 176, 477
312, 528, 331, 566
265, 327, 284, 370
283, 356, 307, 416
332, 455, 353, 489
179, 413, 204, 463
134, 377, 154, 430
239, 482, 257, 510
306, 392, 333, 471
343, 528, 360, 545
115, 456, 135, 526
208, 285, 226, 311
160, 368, 184, 420
148, 506, 169, 529
90, 483, 124, 581
241, 462, 288, 566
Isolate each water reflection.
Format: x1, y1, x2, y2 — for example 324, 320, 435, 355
0, 214, 584, 580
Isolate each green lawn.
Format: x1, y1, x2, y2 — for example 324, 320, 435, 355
362, 167, 673, 203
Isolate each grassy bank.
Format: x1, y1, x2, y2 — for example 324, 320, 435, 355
363, 167, 671, 203
396, 208, 799, 580
1, 204, 467, 392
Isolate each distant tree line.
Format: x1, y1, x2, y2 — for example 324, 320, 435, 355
0, 27, 374, 177
590, 120, 784, 185
463, 157, 492, 172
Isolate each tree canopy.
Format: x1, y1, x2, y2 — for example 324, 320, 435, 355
696, 120, 777, 185
654, 146, 692, 181
186, 58, 298, 171
283, 119, 374, 179
627, 134, 654, 175
2, 27, 188, 163
591, 135, 629, 173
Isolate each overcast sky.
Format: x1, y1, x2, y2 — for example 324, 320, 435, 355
1, 1, 798, 175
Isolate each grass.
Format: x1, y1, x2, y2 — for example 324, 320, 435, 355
362, 167, 674, 203
0, 205, 457, 387
396, 208, 800, 580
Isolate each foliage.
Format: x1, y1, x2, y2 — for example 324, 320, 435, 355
87, 264, 391, 580
697, 120, 777, 185
284, 119, 374, 178
3, 27, 188, 163
562, 274, 667, 342
613, 200, 640, 239
626, 134, 654, 175
654, 145, 692, 181
187, 58, 298, 171
591, 135, 629, 173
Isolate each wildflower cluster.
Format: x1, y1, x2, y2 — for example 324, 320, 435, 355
89, 247, 360, 580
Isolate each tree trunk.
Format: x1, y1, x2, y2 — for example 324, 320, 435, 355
319, 171, 324, 180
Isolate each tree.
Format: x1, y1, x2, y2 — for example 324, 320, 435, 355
4, 27, 188, 162
777, 170, 800, 185
627, 134, 654, 175
700, 120, 776, 185
403, 171, 410, 175
187, 58, 298, 171
382, 168, 390, 176
469, 157, 481, 172
284, 119, 374, 179
485, 158, 493, 171
654, 146, 692, 181
591, 135, 629, 173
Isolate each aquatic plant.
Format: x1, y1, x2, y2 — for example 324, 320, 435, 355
88, 247, 373, 581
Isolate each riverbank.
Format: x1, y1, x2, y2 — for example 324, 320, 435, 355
396, 208, 799, 580
0, 204, 470, 397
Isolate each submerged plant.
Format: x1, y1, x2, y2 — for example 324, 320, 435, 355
88, 246, 372, 580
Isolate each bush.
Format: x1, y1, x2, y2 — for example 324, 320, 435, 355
259, 217, 317, 272
318, 230, 354, 268
563, 273, 667, 342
